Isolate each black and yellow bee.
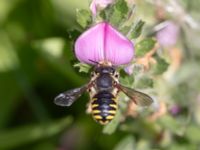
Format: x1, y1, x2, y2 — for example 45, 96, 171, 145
54, 62, 153, 125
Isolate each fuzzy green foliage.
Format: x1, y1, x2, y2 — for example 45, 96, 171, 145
0, 0, 200, 150
76, 9, 92, 28
135, 38, 156, 57
74, 62, 92, 73
130, 20, 145, 39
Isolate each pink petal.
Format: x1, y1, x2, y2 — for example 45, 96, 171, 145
75, 22, 134, 65
89, 0, 97, 16
104, 24, 134, 65
124, 64, 134, 75
75, 23, 105, 64
156, 21, 179, 47
95, 0, 114, 8
89, 0, 114, 16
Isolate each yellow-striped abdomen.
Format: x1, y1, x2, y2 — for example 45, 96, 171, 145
91, 91, 117, 125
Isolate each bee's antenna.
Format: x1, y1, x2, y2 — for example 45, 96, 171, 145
89, 59, 99, 64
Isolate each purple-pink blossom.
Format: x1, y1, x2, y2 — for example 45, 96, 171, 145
75, 22, 134, 66
124, 64, 134, 75
90, 0, 114, 16
156, 21, 180, 47
169, 105, 181, 116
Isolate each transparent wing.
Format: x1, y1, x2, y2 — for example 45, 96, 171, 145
54, 85, 88, 107
117, 84, 153, 106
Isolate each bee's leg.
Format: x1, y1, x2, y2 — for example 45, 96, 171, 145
86, 102, 92, 114
86, 86, 97, 114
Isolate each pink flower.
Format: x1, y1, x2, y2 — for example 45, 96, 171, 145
124, 64, 134, 75
169, 105, 181, 116
75, 22, 134, 66
90, 0, 114, 16
156, 21, 180, 47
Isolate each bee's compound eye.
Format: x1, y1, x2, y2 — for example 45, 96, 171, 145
111, 68, 115, 74
108, 68, 115, 75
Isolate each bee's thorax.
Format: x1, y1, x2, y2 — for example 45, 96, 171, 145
96, 74, 113, 91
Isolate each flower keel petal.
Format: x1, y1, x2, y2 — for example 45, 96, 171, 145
75, 23, 105, 64
75, 22, 134, 65
104, 23, 134, 65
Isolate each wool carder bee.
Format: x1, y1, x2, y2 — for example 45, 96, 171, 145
54, 22, 153, 125
54, 62, 153, 125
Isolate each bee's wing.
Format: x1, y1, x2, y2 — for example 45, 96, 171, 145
117, 84, 153, 106
54, 85, 88, 107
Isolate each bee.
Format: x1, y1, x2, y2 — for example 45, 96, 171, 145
54, 62, 153, 125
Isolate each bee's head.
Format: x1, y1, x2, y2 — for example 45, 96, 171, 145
89, 60, 116, 77
94, 66, 115, 74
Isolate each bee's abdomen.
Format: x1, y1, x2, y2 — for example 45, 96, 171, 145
91, 91, 117, 125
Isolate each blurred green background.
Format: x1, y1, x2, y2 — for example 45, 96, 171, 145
0, 0, 200, 150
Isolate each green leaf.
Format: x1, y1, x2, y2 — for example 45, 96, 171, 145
0, 0, 14, 23
0, 32, 21, 128
0, 72, 21, 128
115, 0, 129, 15
32, 141, 56, 150
120, 75, 135, 86
153, 57, 169, 75
185, 125, 200, 143
67, 29, 81, 40
135, 38, 156, 57
35, 38, 65, 58
74, 62, 92, 73
169, 144, 196, 150
109, 0, 129, 26
76, 9, 92, 28
130, 20, 145, 39
0, 31, 19, 72
136, 140, 150, 150
0, 117, 72, 149
114, 135, 135, 150
135, 76, 153, 88
119, 69, 135, 86
158, 115, 183, 135
99, 4, 112, 21
120, 26, 131, 35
